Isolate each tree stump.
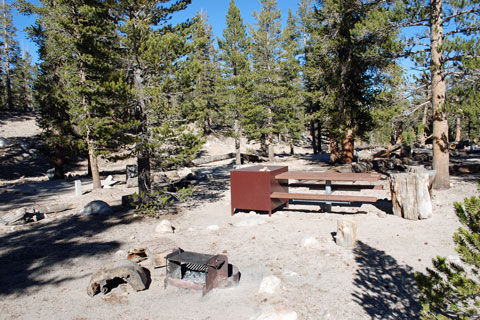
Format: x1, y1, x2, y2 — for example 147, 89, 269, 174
406, 166, 436, 196
390, 173, 432, 220
335, 219, 357, 247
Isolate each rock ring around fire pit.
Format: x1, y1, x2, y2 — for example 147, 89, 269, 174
164, 248, 241, 296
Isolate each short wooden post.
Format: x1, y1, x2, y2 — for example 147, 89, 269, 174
390, 173, 432, 220
336, 219, 357, 247
75, 180, 82, 196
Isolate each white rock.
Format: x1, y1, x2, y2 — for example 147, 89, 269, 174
105, 175, 113, 181
155, 219, 173, 234
301, 237, 320, 248
130, 235, 135, 240
178, 167, 193, 178
115, 250, 127, 258
207, 225, 219, 231
256, 309, 297, 320
233, 217, 267, 227
258, 275, 281, 295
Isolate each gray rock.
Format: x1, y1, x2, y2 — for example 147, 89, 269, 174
0, 207, 27, 225
0, 137, 9, 148
46, 168, 55, 180
87, 260, 148, 296
78, 200, 113, 215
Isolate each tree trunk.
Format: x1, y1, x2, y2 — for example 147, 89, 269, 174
267, 107, 274, 161
137, 148, 151, 199
289, 141, 294, 155
390, 173, 433, 220
88, 144, 102, 190
234, 118, 241, 165
311, 120, 318, 154
260, 134, 267, 157
317, 120, 322, 153
455, 116, 461, 142
329, 137, 339, 163
341, 129, 354, 164
53, 144, 65, 179
430, 0, 450, 190
419, 103, 429, 145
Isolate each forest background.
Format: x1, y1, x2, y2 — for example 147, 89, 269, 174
1, 0, 479, 199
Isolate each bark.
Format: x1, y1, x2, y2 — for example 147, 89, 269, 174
267, 107, 274, 161
430, 0, 450, 189
260, 134, 267, 157
455, 116, 461, 142
53, 144, 65, 179
234, 119, 241, 165
289, 141, 294, 155
341, 129, 354, 164
329, 137, 340, 163
311, 120, 318, 154
88, 144, 102, 190
317, 120, 322, 152
390, 173, 433, 220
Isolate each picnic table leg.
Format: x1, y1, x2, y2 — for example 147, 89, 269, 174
325, 180, 332, 212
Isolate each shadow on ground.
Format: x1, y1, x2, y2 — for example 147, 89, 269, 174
352, 241, 421, 319
187, 163, 235, 206
0, 208, 133, 296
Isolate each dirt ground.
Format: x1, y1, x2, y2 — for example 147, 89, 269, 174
1, 114, 479, 319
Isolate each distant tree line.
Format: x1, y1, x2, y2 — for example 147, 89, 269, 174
2, 0, 478, 196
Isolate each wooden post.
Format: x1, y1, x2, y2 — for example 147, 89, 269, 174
390, 173, 433, 220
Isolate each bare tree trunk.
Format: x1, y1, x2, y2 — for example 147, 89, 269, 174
234, 118, 241, 165
289, 141, 294, 155
329, 136, 340, 163
260, 134, 267, 157
455, 116, 461, 142
134, 67, 151, 199
88, 144, 102, 190
311, 120, 318, 154
54, 144, 65, 179
430, 0, 450, 190
420, 103, 429, 145
341, 129, 354, 164
317, 120, 322, 153
267, 107, 274, 161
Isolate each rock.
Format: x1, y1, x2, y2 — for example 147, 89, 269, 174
87, 260, 148, 296
258, 275, 281, 295
0, 207, 27, 225
115, 250, 127, 259
301, 237, 320, 248
207, 224, 220, 231
155, 219, 173, 234
256, 307, 297, 320
0, 137, 10, 147
46, 168, 55, 180
377, 211, 387, 218
178, 167, 193, 179
233, 216, 267, 227
78, 200, 113, 215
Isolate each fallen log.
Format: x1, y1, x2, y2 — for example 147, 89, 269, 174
372, 144, 401, 159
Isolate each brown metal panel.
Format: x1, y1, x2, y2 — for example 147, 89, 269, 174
230, 166, 288, 215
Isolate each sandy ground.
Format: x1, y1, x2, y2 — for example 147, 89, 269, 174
1, 114, 479, 319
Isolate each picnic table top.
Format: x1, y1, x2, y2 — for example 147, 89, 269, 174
274, 171, 382, 182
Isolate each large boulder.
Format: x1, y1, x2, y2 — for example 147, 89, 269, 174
78, 200, 113, 215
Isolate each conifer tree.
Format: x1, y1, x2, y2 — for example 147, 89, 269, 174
305, 0, 401, 163
117, 0, 200, 200
1, 0, 21, 110
399, 0, 480, 189
278, 9, 303, 155
218, 0, 251, 165
184, 12, 219, 134
13, 49, 35, 110
249, 0, 283, 160
416, 182, 480, 319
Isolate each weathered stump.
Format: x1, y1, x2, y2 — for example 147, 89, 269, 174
390, 173, 432, 220
406, 166, 436, 195
335, 219, 357, 247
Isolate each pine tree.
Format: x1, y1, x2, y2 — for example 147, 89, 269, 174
117, 0, 199, 200
184, 12, 219, 134
0, 0, 21, 110
399, 0, 480, 189
13, 49, 36, 110
277, 9, 303, 155
218, 0, 251, 165
416, 182, 480, 319
249, 0, 283, 160
305, 0, 401, 163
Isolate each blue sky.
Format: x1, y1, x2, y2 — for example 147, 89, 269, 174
13, 0, 299, 63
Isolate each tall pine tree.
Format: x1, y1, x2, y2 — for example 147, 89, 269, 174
218, 0, 251, 165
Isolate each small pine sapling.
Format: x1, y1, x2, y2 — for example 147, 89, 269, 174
416, 182, 480, 319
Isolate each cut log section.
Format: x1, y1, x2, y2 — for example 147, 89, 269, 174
390, 173, 433, 220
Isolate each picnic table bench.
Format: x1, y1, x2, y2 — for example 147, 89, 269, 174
230, 166, 382, 216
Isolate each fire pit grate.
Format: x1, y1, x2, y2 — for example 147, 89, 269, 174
165, 248, 240, 296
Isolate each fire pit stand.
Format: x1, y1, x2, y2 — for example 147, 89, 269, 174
164, 248, 240, 296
